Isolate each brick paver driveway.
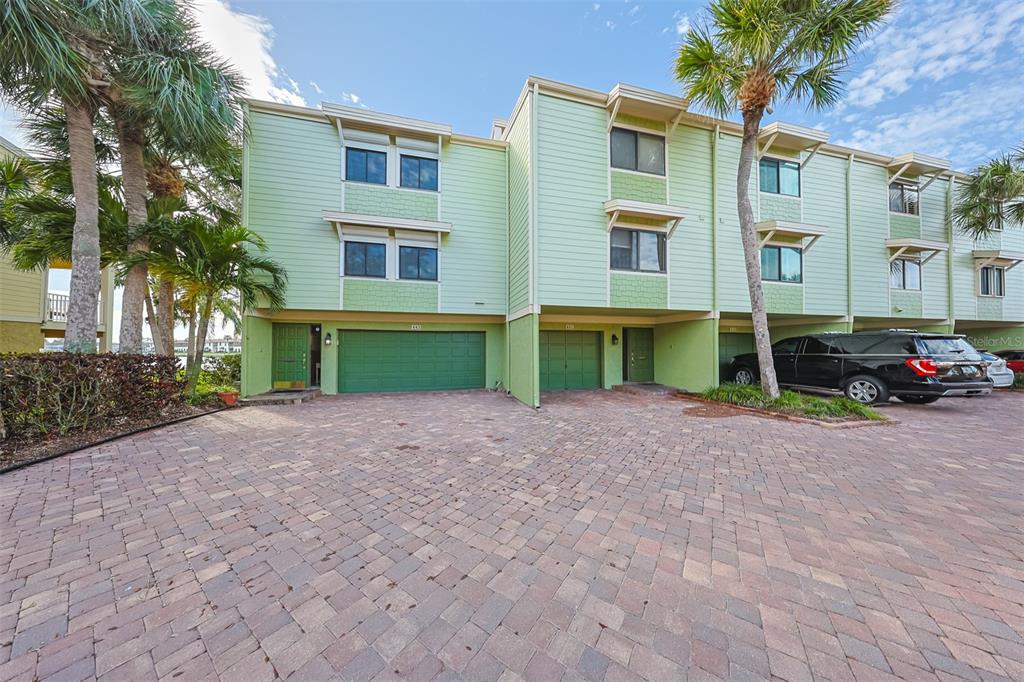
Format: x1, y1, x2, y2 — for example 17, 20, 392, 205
1, 390, 1022, 682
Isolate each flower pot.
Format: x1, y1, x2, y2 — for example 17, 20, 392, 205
217, 391, 239, 407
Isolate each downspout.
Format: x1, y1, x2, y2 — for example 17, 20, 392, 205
846, 153, 855, 332
946, 177, 955, 333
529, 83, 541, 407
711, 124, 721, 385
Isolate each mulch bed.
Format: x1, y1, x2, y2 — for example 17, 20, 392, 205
673, 391, 893, 429
0, 404, 227, 474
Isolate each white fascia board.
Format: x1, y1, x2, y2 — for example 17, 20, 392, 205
885, 238, 949, 252
754, 219, 826, 238
887, 152, 951, 176
971, 249, 1024, 267
321, 102, 451, 138
758, 121, 830, 150
606, 83, 689, 121
603, 198, 687, 220
323, 210, 452, 234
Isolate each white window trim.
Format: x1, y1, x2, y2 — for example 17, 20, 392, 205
977, 265, 1006, 298
609, 125, 666, 177
758, 156, 802, 198
340, 227, 440, 282
889, 257, 923, 292
760, 243, 805, 285
342, 133, 441, 192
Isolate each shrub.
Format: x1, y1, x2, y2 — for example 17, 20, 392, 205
1014, 373, 1024, 390
1, 353, 185, 445
205, 353, 241, 387
701, 383, 884, 421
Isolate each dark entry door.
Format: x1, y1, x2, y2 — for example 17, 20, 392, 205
625, 328, 654, 382
272, 323, 309, 389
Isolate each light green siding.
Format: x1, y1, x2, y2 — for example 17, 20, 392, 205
343, 279, 438, 312
609, 273, 667, 308
920, 180, 950, 319
439, 142, 508, 314
507, 97, 532, 312
959, 325, 1024, 352
654, 319, 717, 391
889, 212, 921, 239
666, 123, 713, 310
801, 153, 848, 316
344, 182, 439, 221
246, 110, 341, 309
716, 131, 758, 312
890, 289, 923, 318
978, 296, 1003, 321
850, 160, 890, 317
508, 314, 539, 407
759, 193, 801, 221
610, 170, 667, 204
763, 282, 803, 314
241, 315, 273, 396
535, 94, 608, 307
614, 114, 664, 131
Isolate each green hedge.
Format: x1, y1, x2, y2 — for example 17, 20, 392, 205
1, 353, 185, 444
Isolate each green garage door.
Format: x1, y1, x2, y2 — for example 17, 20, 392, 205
540, 331, 601, 390
338, 330, 485, 393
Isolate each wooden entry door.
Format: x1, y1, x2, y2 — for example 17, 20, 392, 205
272, 323, 309, 389
625, 328, 654, 382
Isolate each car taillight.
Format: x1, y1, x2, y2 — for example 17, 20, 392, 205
906, 358, 938, 376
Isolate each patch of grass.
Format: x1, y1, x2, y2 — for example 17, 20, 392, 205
1013, 373, 1024, 390
701, 384, 884, 421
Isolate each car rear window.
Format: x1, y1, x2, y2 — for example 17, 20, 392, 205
829, 335, 916, 355
916, 337, 980, 358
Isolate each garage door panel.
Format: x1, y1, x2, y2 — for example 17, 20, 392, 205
540, 331, 601, 390
338, 330, 485, 393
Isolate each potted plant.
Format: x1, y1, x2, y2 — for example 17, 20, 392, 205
215, 386, 240, 406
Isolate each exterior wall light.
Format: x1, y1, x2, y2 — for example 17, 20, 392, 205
324, 332, 332, 346
611, 334, 619, 345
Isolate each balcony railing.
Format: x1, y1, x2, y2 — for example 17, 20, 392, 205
46, 293, 69, 323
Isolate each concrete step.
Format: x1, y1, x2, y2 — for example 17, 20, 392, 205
611, 383, 675, 397
239, 389, 321, 406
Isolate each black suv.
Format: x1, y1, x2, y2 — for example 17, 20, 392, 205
728, 330, 993, 404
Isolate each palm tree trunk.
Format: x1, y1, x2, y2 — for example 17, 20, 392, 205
63, 98, 101, 353
144, 284, 166, 354
116, 120, 148, 353
159, 277, 175, 355
187, 295, 214, 395
737, 109, 780, 397
185, 302, 197, 373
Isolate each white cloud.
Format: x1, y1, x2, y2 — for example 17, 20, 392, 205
593, 3, 600, 10
605, 19, 616, 30
836, 78, 1024, 168
627, 4, 640, 17
340, 92, 367, 109
309, 81, 323, 95
669, 10, 690, 35
844, 0, 1024, 109
191, 0, 304, 106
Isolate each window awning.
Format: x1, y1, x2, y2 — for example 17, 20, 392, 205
322, 210, 452, 234
972, 249, 1024, 270
603, 199, 687, 237
755, 220, 825, 250
758, 122, 830, 167
888, 152, 950, 190
605, 83, 688, 134
885, 238, 948, 264
321, 102, 451, 138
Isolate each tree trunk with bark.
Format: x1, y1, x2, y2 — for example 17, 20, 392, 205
144, 286, 167, 354
185, 301, 197, 374
116, 120, 149, 353
737, 109, 780, 397
158, 277, 175, 356
187, 295, 214, 395
63, 99, 101, 353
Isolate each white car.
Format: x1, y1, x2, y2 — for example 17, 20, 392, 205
981, 352, 1015, 388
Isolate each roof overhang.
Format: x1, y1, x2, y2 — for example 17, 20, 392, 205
972, 249, 1024, 270
758, 122, 830, 166
888, 152, 951, 188
321, 102, 452, 138
322, 210, 452, 235
885, 238, 948, 264
603, 199, 687, 238
605, 83, 689, 134
756, 220, 826, 251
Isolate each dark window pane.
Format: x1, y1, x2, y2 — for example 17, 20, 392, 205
419, 248, 437, 280
344, 242, 365, 276
365, 243, 386, 277
419, 158, 438, 190
399, 246, 419, 279
995, 267, 1004, 296
890, 259, 904, 288
401, 157, 419, 188
761, 246, 780, 280
610, 228, 634, 270
832, 335, 882, 354
904, 260, 921, 289
610, 128, 636, 170
637, 133, 665, 174
803, 338, 832, 354
759, 159, 778, 193
888, 183, 904, 212
779, 161, 800, 196
346, 149, 367, 182
638, 231, 663, 271
780, 247, 802, 282
365, 151, 386, 184
772, 338, 801, 354
876, 336, 919, 354
981, 267, 991, 295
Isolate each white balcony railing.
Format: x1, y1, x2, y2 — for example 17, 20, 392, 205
46, 293, 69, 323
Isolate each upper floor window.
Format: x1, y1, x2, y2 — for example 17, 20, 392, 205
610, 228, 666, 272
979, 265, 1005, 297
889, 181, 919, 215
759, 158, 800, 197
610, 127, 665, 175
344, 241, 386, 277
400, 155, 438, 191
399, 245, 438, 281
890, 258, 921, 290
346, 148, 387, 185
761, 245, 802, 283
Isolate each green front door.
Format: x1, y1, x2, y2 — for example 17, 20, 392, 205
625, 328, 654, 382
540, 331, 602, 390
272, 323, 309, 389
337, 330, 485, 393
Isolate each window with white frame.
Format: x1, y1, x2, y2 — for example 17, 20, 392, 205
399, 245, 438, 281
610, 127, 665, 175
761, 245, 803, 283
889, 181, 919, 215
890, 258, 921, 290
759, 158, 800, 196
979, 265, 1005, 297
341, 227, 439, 281
400, 155, 438, 191
342, 130, 440, 190
610, 228, 666, 272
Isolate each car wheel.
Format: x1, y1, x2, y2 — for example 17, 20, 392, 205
844, 375, 889, 404
896, 395, 940, 404
733, 367, 757, 385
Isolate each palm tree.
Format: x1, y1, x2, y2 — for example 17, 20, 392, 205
141, 218, 286, 394
954, 145, 1024, 238
675, 0, 891, 396
0, 0, 169, 351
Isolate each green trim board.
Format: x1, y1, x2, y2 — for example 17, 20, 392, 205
337, 330, 484, 393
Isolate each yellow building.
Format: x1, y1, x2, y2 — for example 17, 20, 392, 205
0, 135, 114, 352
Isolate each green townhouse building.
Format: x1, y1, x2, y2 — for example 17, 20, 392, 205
240, 76, 1024, 407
